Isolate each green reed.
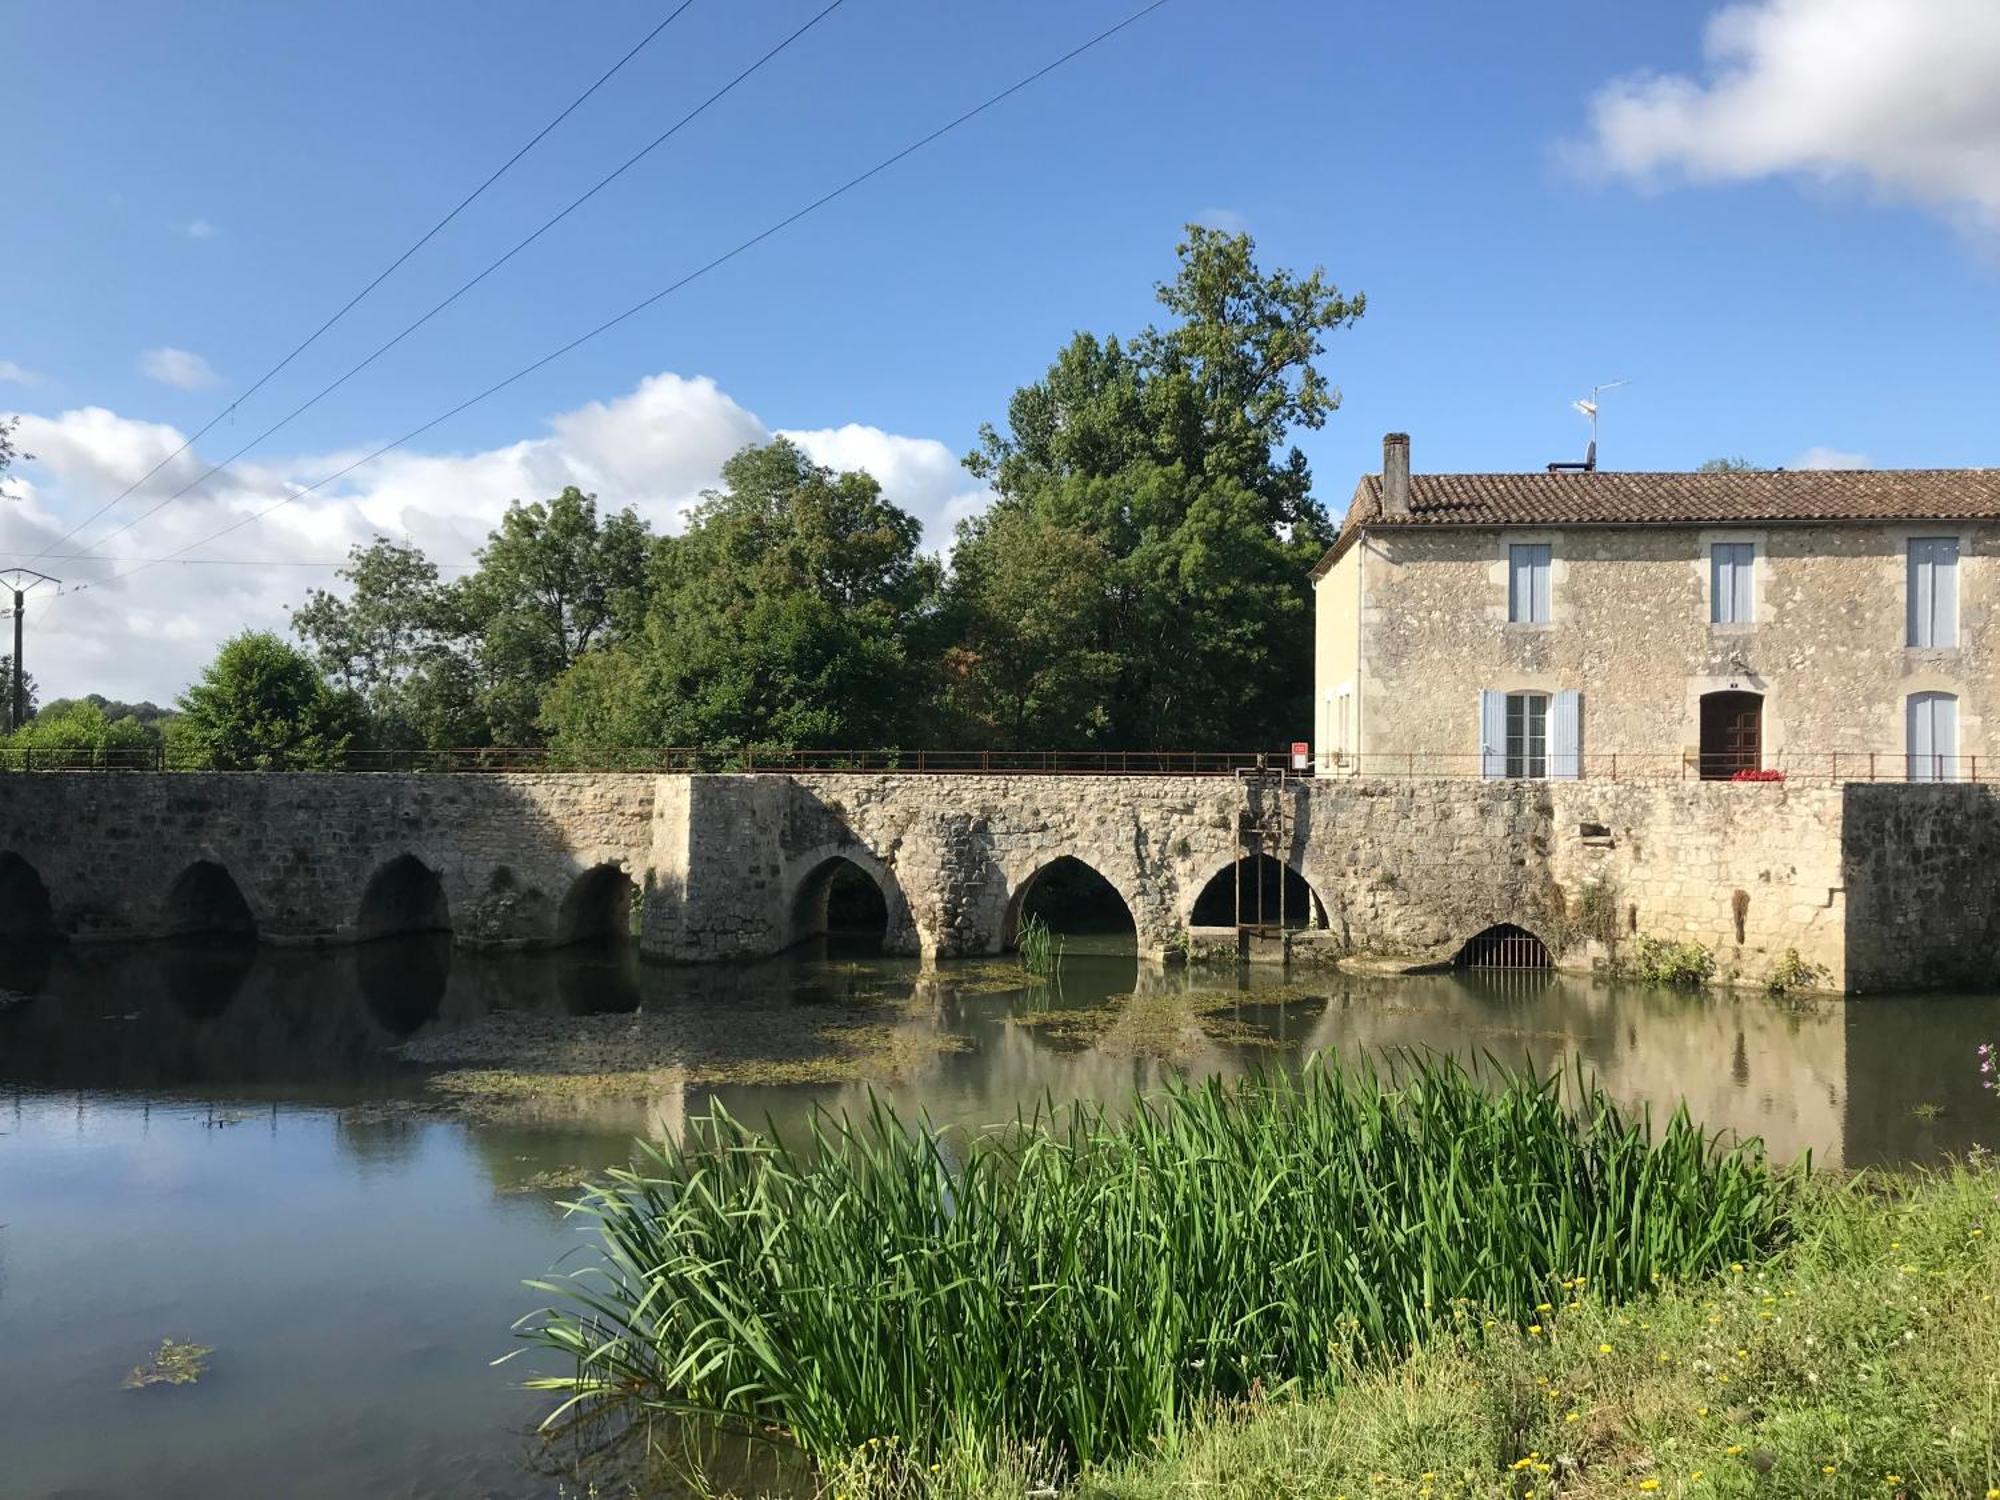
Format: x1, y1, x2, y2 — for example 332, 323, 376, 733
1016, 912, 1059, 975
520, 1054, 1789, 1478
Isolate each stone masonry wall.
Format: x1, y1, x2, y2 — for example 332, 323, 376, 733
0, 770, 1982, 992
0, 772, 658, 947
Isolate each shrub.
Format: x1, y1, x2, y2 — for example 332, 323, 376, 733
1766, 947, 1832, 998
1625, 936, 1716, 988
522, 1055, 1787, 1477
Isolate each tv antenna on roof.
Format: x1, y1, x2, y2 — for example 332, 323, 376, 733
1548, 379, 1627, 473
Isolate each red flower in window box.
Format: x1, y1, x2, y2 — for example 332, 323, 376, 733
1730, 768, 1786, 783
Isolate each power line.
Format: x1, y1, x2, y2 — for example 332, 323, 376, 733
0, 551, 476, 569
58, 0, 1174, 605
27, 1, 701, 568
73, 0, 848, 561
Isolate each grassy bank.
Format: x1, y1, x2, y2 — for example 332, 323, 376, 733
523, 1054, 1786, 1484
843, 1162, 1991, 1500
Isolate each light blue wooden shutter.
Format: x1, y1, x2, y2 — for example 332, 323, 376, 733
1509, 544, 1550, 623
1908, 692, 1958, 781
1909, 539, 1958, 646
1711, 543, 1754, 624
1935, 540, 1959, 646
1551, 690, 1581, 779
1733, 547, 1754, 623
1479, 690, 1506, 778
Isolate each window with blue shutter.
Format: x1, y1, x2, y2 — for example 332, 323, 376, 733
1710, 542, 1754, 624
1908, 538, 1959, 648
1505, 692, 1549, 778
1907, 691, 1959, 781
1550, 690, 1582, 779
1508, 544, 1551, 624
1479, 690, 1506, 778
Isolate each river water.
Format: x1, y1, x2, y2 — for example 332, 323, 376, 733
2, 935, 1996, 1498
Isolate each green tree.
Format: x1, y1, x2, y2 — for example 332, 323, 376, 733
953, 225, 1362, 749
292, 538, 484, 748
541, 439, 936, 752
1698, 456, 1757, 474
0, 414, 30, 503
936, 506, 1117, 746
4, 698, 160, 764
0, 655, 37, 732
452, 487, 652, 742
175, 631, 358, 770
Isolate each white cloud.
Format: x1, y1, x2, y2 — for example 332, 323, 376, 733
138, 347, 222, 390
0, 359, 40, 386
1574, 0, 2000, 230
1790, 445, 1872, 470
176, 218, 218, 240
0, 371, 989, 703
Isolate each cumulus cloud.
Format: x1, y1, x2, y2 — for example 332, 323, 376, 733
0, 371, 989, 702
176, 218, 219, 240
138, 347, 222, 390
1790, 445, 1872, 470
1574, 0, 2000, 230
0, 359, 40, 385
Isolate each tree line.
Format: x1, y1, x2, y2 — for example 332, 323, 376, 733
6, 230, 1364, 768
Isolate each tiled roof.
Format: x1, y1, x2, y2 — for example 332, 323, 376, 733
1311, 467, 2000, 578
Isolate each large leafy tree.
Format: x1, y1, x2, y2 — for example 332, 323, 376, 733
293, 539, 483, 749
453, 486, 651, 742
175, 631, 359, 770
541, 439, 937, 752
949, 225, 1362, 748
0, 655, 36, 732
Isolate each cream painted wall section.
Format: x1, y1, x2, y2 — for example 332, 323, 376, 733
1311, 547, 1362, 771
1355, 522, 2000, 774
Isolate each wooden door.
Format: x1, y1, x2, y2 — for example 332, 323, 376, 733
1699, 692, 1762, 780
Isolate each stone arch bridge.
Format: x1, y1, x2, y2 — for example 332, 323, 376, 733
0, 769, 1979, 990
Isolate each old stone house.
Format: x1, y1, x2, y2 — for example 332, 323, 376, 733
1311, 434, 2000, 780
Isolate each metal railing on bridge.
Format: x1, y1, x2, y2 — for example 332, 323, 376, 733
0, 745, 1987, 782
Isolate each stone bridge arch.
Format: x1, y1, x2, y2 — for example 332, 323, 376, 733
781, 842, 919, 956
356, 853, 452, 941
1183, 853, 1329, 931
161, 859, 259, 938
0, 851, 56, 940
1000, 854, 1141, 950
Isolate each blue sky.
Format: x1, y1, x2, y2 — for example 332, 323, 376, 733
6, 0, 1999, 699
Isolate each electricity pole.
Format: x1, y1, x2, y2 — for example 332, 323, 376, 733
1, 569, 60, 733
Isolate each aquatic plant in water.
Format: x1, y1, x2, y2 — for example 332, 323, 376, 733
1016, 912, 1060, 975
519, 1053, 1789, 1478
123, 1338, 212, 1390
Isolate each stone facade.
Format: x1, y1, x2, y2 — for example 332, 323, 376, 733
0, 770, 1985, 992
1314, 516, 1999, 779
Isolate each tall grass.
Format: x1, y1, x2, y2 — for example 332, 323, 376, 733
520, 1054, 1789, 1479
1017, 912, 1059, 975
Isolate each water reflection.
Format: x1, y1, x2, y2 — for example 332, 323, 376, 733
0, 942, 1995, 1169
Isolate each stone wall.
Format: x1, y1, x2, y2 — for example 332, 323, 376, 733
1343, 521, 2000, 773
1842, 783, 2000, 990
0, 772, 657, 947
0, 770, 1988, 993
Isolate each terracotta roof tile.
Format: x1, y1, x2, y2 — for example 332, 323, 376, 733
1311, 467, 2000, 578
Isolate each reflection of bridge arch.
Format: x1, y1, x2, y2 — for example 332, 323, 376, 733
357, 854, 451, 941
782, 844, 914, 954
1002, 856, 1138, 949
162, 859, 257, 938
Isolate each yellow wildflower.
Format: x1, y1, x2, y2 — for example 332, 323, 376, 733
1639, 1482, 1661, 1493
1599, 1342, 1614, 1354
1528, 1324, 1544, 1336
1885, 1477, 1902, 1487
1565, 1411, 1580, 1423
1537, 1302, 1554, 1313
1726, 1445, 1745, 1456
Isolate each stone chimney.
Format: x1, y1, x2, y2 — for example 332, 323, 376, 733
1382, 432, 1411, 518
